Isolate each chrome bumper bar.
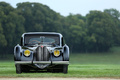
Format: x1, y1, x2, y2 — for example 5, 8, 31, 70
15, 61, 69, 65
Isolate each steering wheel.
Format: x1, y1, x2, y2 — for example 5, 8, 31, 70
29, 40, 40, 44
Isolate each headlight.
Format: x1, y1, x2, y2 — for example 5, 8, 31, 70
24, 50, 31, 57
54, 50, 60, 57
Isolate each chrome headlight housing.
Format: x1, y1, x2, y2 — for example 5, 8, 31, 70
54, 50, 60, 57
24, 50, 31, 57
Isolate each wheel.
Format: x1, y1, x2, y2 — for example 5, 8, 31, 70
36, 46, 43, 61
63, 65, 68, 74
15, 64, 22, 74
43, 46, 49, 61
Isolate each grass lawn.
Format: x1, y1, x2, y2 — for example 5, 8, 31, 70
0, 61, 120, 78
0, 47, 120, 78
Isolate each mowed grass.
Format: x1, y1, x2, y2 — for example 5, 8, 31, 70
0, 47, 120, 78
0, 61, 120, 78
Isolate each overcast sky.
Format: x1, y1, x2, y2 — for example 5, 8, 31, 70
0, 0, 120, 16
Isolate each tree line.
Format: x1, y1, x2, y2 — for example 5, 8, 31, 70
0, 2, 120, 55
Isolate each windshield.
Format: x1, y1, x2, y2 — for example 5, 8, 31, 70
24, 34, 60, 46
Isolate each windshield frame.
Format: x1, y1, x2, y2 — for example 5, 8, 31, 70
23, 34, 60, 46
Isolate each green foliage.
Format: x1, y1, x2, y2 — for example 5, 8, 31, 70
0, 2, 25, 54
0, 2, 120, 54
86, 10, 120, 52
104, 8, 120, 19
0, 25, 7, 47
16, 2, 62, 32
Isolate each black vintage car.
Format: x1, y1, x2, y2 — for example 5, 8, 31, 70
14, 32, 69, 74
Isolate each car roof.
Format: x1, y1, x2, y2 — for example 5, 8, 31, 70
22, 32, 63, 37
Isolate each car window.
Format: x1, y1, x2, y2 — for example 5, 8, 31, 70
28, 38, 55, 44
24, 34, 60, 46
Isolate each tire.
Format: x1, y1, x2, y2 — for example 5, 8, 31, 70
15, 64, 22, 74
43, 47, 49, 61
36, 46, 43, 61
63, 65, 68, 74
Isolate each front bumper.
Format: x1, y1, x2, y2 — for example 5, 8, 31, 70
15, 61, 69, 65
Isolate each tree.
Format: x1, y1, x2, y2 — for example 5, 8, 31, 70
16, 2, 62, 32
0, 1, 120, 54
62, 14, 87, 52
0, 23, 7, 47
0, 2, 25, 55
104, 9, 120, 46
104, 8, 120, 19
86, 10, 117, 52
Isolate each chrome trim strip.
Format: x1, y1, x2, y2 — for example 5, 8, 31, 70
52, 61, 69, 64
15, 61, 32, 64
15, 61, 69, 64
33, 61, 51, 64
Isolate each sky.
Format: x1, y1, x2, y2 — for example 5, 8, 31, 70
0, 0, 120, 16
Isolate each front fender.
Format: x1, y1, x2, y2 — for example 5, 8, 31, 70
63, 44, 69, 61
14, 44, 22, 61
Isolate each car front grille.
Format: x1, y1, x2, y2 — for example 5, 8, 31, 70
36, 46, 49, 61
